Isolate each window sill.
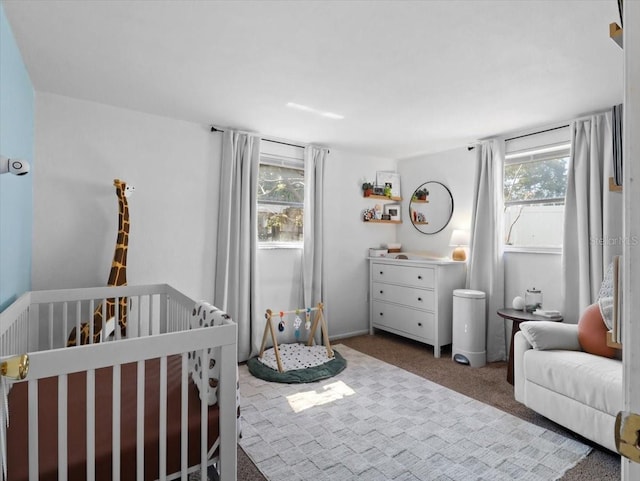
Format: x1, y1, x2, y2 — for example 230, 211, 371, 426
258, 243, 303, 250
504, 246, 562, 255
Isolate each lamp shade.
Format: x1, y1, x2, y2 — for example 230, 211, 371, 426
449, 229, 470, 247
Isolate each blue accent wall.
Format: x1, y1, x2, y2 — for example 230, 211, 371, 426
0, 3, 34, 311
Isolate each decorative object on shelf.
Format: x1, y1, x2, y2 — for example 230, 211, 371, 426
409, 181, 454, 234
376, 171, 401, 198
512, 296, 525, 311
411, 211, 427, 223
525, 288, 543, 313
385, 242, 401, 253
362, 182, 374, 197
412, 187, 429, 201
449, 229, 470, 261
0, 155, 30, 176
362, 208, 376, 221
384, 203, 401, 222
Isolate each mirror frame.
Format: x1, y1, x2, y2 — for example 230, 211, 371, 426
409, 181, 454, 235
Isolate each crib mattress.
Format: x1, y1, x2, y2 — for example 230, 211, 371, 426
7, 354, 219, 481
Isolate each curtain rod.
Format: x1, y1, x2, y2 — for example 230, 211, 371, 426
210, 126, 315, 151
468, 124, 570, 150
504, 124, 570, 142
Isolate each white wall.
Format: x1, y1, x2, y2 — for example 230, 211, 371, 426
323, 150, 396, 338
397, 147, 476, 257
34, 92, 394, 341
34, 92, 220, 301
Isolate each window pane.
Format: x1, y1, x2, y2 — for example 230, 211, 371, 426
504, 203, 564, 247
504, 156, 569, 203
257, 162, 304, 244
257, 164, 304, 204
257, 203, 303, 243
504, 148, 569, 248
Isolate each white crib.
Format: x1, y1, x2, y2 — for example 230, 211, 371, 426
0, 284, 237, 481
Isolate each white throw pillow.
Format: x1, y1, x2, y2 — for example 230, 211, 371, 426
519, 321, 581, 351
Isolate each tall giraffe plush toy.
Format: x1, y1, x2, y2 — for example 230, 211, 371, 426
67, 179, 135, 346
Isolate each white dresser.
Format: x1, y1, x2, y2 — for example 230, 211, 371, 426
369, 257, 466, 357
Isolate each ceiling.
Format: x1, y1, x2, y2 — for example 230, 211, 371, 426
3, 0, 623, 159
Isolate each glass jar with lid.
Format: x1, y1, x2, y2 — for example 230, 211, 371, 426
525, 288, 542, 313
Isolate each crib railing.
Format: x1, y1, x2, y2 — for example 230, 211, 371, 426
0, 284, 197, 354
0, 284, 237, 481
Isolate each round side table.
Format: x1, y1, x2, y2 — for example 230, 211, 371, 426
497, 308, 563, 385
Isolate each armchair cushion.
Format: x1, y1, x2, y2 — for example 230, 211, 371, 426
519, 321, 581, 351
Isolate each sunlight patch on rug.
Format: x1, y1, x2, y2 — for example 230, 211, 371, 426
286, 380, 355, 413
239, 344, 591, 481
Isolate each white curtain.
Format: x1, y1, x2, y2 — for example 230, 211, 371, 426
302, 146, 328, 308
214, 130, 261, 362
467, 139, 506, 362
562, 113, 620, 322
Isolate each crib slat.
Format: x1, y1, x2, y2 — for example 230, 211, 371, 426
200, 348, 207, 480
28, 379, 39, 481
159, 355, 168, 480
112, 363, 121, 481
75, 301, 82, 347
62, 302, 68, 349
180, 353, 188, 481
48, 303, 54, 350
115, 298, 121, 341
136, 360, 145, 480
58, 374, 68, 481
87, 369, 96, 481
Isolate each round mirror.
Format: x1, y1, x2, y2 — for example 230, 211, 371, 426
409, 181, 454, 234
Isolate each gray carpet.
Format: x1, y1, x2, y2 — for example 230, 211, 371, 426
236, 331, 620, 481
240, 344, 591, 480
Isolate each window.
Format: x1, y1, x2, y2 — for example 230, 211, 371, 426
504, 143, 570, 248
257, 155, 304, 245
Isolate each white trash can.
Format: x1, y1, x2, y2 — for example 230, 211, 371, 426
452, 289, 486, 368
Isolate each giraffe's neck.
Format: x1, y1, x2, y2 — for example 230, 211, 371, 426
107, 186, 129, 287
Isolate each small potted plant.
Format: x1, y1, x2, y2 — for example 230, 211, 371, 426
414, 188, 429, 201
362, 182, 374, 197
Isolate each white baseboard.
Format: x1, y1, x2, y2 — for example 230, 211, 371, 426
329, 329, 370, 341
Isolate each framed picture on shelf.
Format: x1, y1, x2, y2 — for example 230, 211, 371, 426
376, 171, 401, 198
385, 203, 401, 221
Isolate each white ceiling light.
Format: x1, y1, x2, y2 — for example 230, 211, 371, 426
286, 102, 344, 120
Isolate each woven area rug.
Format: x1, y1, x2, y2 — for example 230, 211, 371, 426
239, 345, 591, 481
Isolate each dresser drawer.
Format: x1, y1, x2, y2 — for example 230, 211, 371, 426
372, 301, 434, 341
372, 263, 435, 288
372, 282, 435, 311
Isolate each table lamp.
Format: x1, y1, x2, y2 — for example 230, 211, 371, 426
449, 229, 470, 261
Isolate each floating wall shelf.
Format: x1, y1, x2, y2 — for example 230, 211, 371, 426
610, 22, 623, 49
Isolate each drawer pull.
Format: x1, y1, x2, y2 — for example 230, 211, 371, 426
418, 322, 422, 327
417, 297, 422, 301
380, 271, 384, 275
380, 290, 384, 294
418, 275, 422, 280
379, 312, 384, 316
